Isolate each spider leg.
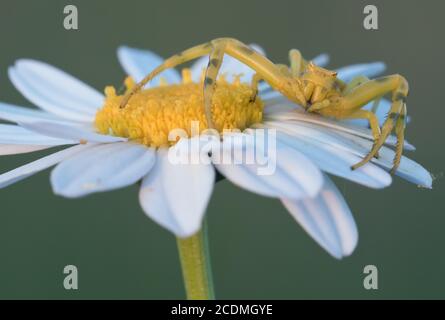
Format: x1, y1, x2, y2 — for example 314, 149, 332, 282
276, 64, 292, 76
218, 39, 307, 107
342, 76, 383, 117
391, 102, 407, 173
370, 96, 382, 114
343, 109, 381, 158
249, 64, 289, 102
218, 38, 286, 88
233, 49, 296, 104
204, 42, 288, 128
308, 99, 331, 112
350, 99, 403, 170
289, 49, 305, 76
309, 76, 371, 113
120, 42, 214, 108
203, 45, 226, 128
344, 110, 381, 141
343, 75, 408, 170
250, 64, 291, 101
342, 75, 382, 157
120, 38, 306, 125
343, 75, 370, 95
250, 73, 264, 102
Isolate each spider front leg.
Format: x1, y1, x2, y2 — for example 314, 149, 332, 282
342, 75, 382, 150
249, 64, 290, 102
346, 109, 381, 142
120, 38, 306, 128
391, 102, 407, 173
289, 49, 306, 76
343, 75, 370, 95
249, 49, 309, 103
249, 73, 264, 102
343, 75, 383, 121
119, 41, 214, 108
203, 45, 226, 128
340, 75, 409, 172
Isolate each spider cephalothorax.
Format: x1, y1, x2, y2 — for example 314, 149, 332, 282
300, 62, 341, 104
119, 38, 408, 173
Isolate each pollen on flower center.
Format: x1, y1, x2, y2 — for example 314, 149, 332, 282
94, 70, 264, 147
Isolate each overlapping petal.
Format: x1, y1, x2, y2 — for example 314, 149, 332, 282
0, 144, 92, 188
336, 62, 386, 82
272, 128, 392, 189
117, 46, 182, 85
282, 175, 358, 259
8, 59, 103, 122
19, 120, 127, 144
0, 102, 71, 124
0, 124, 76, 145
139, 149, 215, 238
265, 108, 415, 151
0, 124, 77, 155
51, 142, 156, 197
213, 132, 323, 199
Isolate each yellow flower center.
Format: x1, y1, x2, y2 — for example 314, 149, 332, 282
94, 70, 264, 147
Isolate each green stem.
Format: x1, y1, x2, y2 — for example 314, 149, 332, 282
176, 219, 214, 300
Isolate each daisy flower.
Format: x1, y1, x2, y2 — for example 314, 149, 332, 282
0, 44, 431, 299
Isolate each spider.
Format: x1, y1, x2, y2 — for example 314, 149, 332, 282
120, 38, 408, 173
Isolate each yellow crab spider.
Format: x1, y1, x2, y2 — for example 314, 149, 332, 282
120, 38, 409, 173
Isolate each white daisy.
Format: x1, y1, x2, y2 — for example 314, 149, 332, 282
0, 44, 431, 263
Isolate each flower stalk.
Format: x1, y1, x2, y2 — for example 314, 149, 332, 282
176, 219, 214, 300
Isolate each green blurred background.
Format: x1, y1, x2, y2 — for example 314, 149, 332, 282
0, 0, 443, 299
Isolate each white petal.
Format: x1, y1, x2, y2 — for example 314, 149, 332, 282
270, 123, 432, 188
271, 126, 392, 189
190, 44, 266, 83
282, 175, 358, 259
0, 124, 76, 145
336, 62, 386, 82
343, 99, 391, 127
260, 94, 410, 132
8, 60, 103, 122
258, 80, 285, 100
139, 149, 215, 238
311, 53, 330, 67
265, 109, 415, 151
261, 90, 412, 130
258, 81, 271, 94
51, 142, 156, 198
117, 46, 181, 84
0, 102, 74, 124
259, 90, 284, 100
331, 131, 432, 188
19, 120, 127, 143
213, 132, 323, 199
0, 145, 52, 156
342, 99, 410, 128
263, 97, 298, 115
0, 144, 91, 188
